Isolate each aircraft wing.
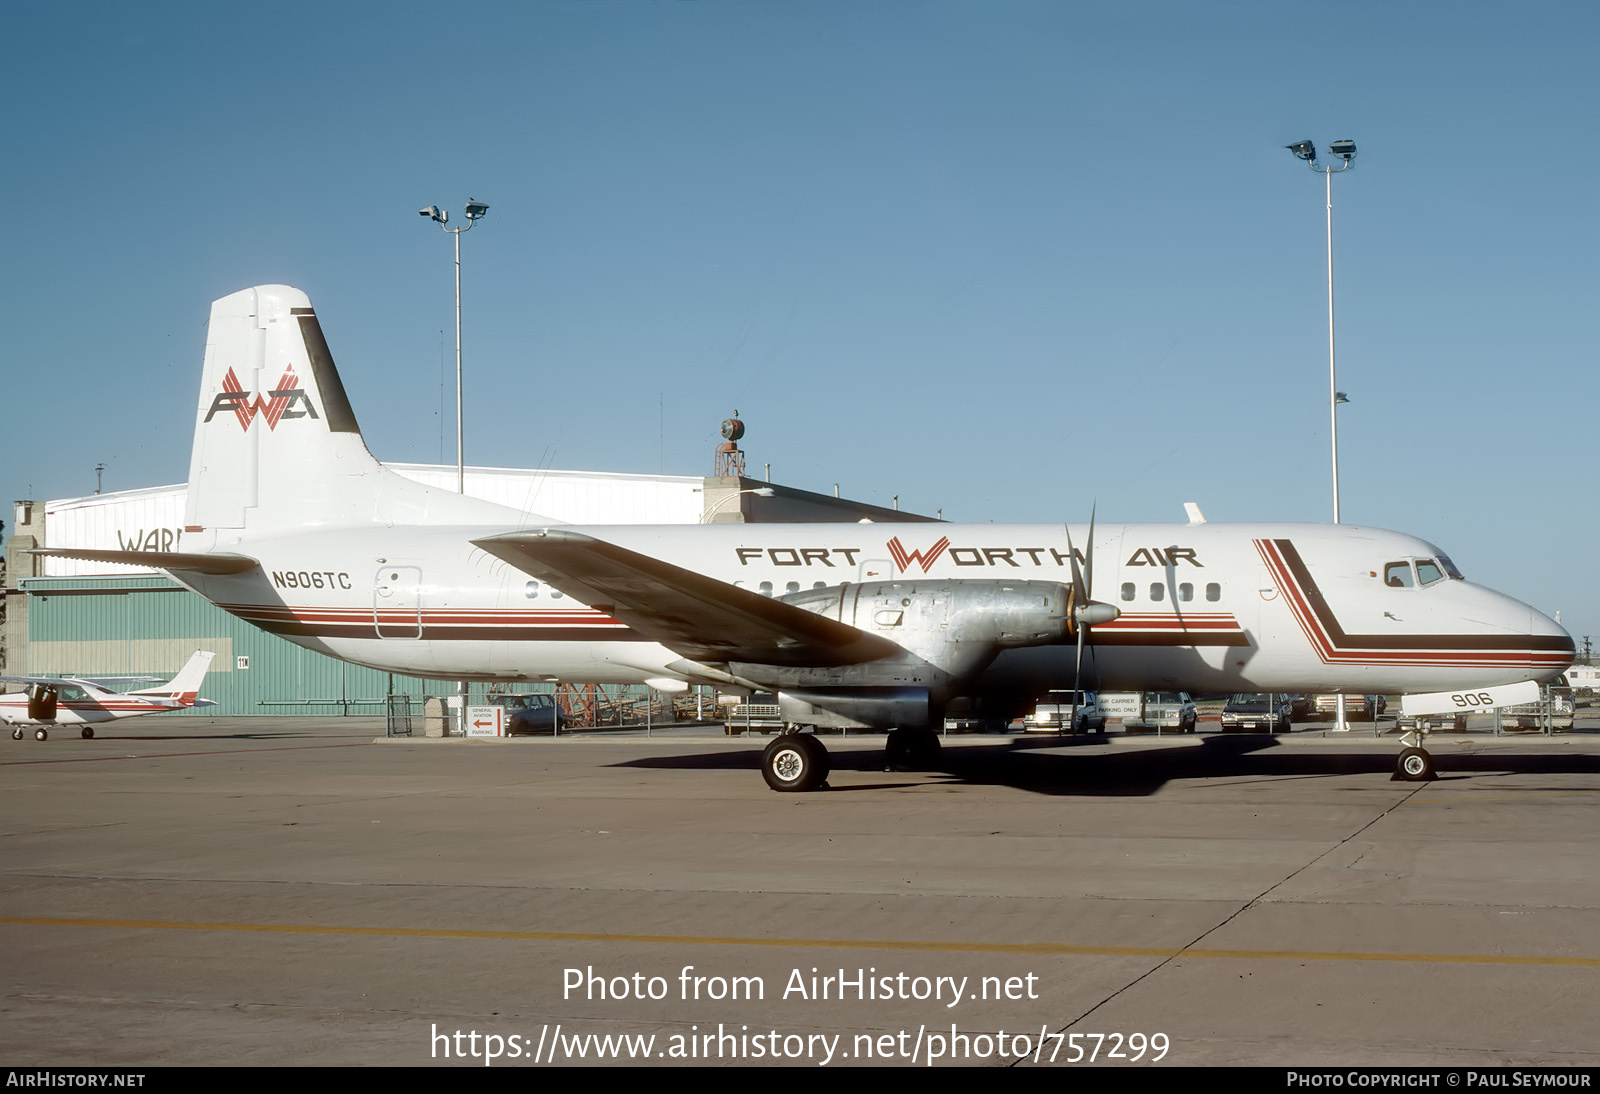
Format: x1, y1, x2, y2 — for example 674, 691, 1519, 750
25, 548, 258, 575
0, 675, 98, 687
472, 530, 900, 667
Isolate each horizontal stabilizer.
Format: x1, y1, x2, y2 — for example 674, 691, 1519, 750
27, 548, 258, 575
473, 529, 900, 667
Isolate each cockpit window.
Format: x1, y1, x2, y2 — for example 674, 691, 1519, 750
1416, 559, 1445, 586
1437, 553, 1464, 580
1383, 561, 1414, 588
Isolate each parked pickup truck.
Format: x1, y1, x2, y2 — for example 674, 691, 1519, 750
724, 693, 785, 734
1103, 691, 1197, 733
1028, 691, 1105, 733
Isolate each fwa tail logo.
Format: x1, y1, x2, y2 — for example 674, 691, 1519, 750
204, 366, 319, 431
887, 535, 951, 573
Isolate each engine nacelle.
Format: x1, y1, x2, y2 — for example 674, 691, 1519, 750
733, 580, 1075, 724
777, 578, 1072, 675
778, 687, 930, 730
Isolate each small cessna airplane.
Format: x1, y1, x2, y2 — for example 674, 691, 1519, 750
0, 651, 217, 740
32, 286, 1572, 787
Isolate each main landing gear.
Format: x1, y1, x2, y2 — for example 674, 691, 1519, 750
884, 728, 941, 772
1393, 727, 1437, 781
759, 727, 946, 792
761, 732, 830, 793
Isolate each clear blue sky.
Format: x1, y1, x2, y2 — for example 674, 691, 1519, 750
4, 1, 1595, 649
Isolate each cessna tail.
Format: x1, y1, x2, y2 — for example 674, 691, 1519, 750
31, 285, 1575, 787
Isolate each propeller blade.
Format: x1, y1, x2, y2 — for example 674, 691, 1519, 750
1084, 502, 1097, 600
1063, 522, 1087, 610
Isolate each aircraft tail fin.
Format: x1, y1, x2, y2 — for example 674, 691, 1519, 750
130, 650, 215, 705
185, 285, 523, 536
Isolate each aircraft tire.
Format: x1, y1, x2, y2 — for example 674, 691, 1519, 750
81, 727, 94, 739
34, 728, 48, 742
1396, 746, 1435, 781
886, 729, 941, 771
762, 733, 829, 792
10, 728, 21, 741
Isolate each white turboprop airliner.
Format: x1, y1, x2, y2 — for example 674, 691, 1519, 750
33, 286, 1573, 788
0, 651, 217, 740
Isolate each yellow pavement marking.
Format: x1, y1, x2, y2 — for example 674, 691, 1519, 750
2, 916, 1595, 968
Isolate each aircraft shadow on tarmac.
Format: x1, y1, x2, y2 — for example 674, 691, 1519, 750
614, 735, 1600, 797
9, 731, 367, 744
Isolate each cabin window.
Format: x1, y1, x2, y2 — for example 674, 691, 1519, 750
785, 581, 800, 594
1121, 582, 1135, 602
759, 581, 773, 597
1416, 559, 1445, 586
812, 581, 827, 590
1383, 561, 1415, 588
1149, 583, 1165, 602
1179, 583, 1193, 602
1206, 582, 1221, 602
524, 580, 539, 599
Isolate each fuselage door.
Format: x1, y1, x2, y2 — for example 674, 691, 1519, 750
859, 558, 892, 583
374, 566, 423, 639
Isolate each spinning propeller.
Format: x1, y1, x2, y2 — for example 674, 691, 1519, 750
1063, 505, 1120, 732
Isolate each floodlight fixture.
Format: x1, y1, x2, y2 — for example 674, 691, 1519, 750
1287, 139, 1317, 162
464, 199, 490, 221
1329, 139, 1356, 161
419, 204, 448, 224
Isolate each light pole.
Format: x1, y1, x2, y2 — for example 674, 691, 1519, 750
1285, 139, 1356, 523
419, 199, 491, 494
1287, 138, 1356, 730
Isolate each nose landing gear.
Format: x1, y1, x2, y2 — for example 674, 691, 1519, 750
1393, 727, 1437, 781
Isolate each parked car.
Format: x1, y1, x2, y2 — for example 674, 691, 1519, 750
1028, 691, 1105, 733
1312, 694, 1388, 721
1220, 693, 1293, 732
494, 693, 565, 735
1394, 709, 1467, 733
1120, 691, 1198, 733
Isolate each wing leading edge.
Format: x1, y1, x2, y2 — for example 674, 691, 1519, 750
26, 548, 258, 575
472, 530, 899, 667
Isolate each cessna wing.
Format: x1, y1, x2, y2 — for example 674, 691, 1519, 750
473, 529, 901, 667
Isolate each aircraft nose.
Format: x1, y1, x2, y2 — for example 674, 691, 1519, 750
1527, 602, 1576, 673
1533, 606, 1575, 648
